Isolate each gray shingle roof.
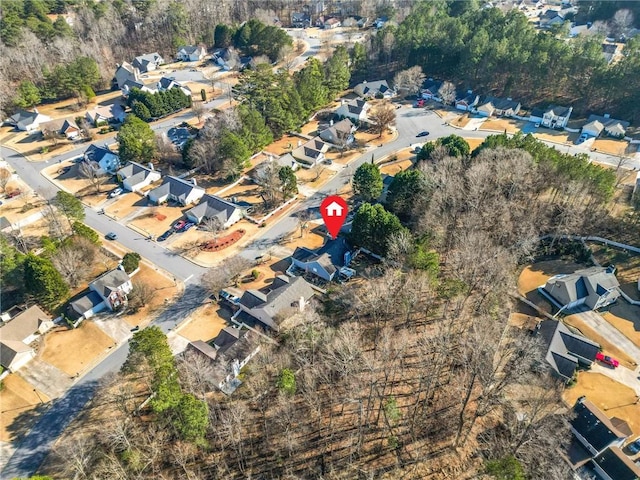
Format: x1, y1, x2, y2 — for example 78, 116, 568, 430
90, 269, 130, 298
186, 194, 241, 224
545, 105, 572, 117
149, 176, 204, 204
9, 110, 38, 125
0, 305, 52, 342
480, 96, 520, 111
0, 340, 32, 369
544, 266, 620, 309
70, 291, 104, 315
354, 80, 391, 97
188, 340, 217, 360
117, 161, 157, 186
133, 52, 163, 72
585, 114, 630, 135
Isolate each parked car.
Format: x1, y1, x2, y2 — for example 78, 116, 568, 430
627, 439, 640, 454
6, 189, 21, 199
183, 222, 195, 231
109, 187, 123, 198
575, 133, 589, 145
595, 352, 619, 368
173, 220, 187, 231
415, 99, 425, 108
158, 230, 173, 241
105, 232, 118, 240
416, 131, 430, 137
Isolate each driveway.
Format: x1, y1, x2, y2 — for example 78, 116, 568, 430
576, 310, 640, 366
92, 315, 134, 344
16, 360, 73, 399
590, 363, 640, 397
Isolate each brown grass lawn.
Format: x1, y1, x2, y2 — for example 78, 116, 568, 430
480, 118, 527, 134
296, 166, 334, 190
533, 129, 570, 144
0, 193, 46, 225
44, 161, 117, 199
218, 179, 263, 207
326, 149, 361, 165
355, 128, 396, 147
0, 374, 50, 442
263, 133, 302, 156
39, 321, 114, 377
282, 226, 327, 252
35, 90, 122, 120
592, 138, 632, 156
300, 120, 321, 136
177, 303, 231, 342
563, 372, 640, 436
122, 264, 181, 327
464, 137, 485, 153
451, 114, 472, 128
238, 255, 292, 291
104, 192, 147, 220
564, 314, 636, 369
601, 303, 640, 350
517, 260, 587, 295
129, 204, 186, 237
380, 159, 413, 176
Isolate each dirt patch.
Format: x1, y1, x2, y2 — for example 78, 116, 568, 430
201, 229, 245, 251
123, 264, 181, 327
218, 179, 263, 207
0, 194, 46, 225
264, 133, 302, 156
592, 138, 632, 156
480, 118, 526, 134
0, 374, 50, 442
300, 120, 321, 136
463, 137, 485, 153
563, 372, 640, 436
283, 224, 327, 252
564, 314, 636, 369
355, 128, 396, 147
129, 204, 185, 237
176, 303, 231, 342
39, 321, 115, 377
601, 303, 640, 350
237, 256, 290, 291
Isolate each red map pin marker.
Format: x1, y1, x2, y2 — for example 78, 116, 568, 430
320, 195, 348, 240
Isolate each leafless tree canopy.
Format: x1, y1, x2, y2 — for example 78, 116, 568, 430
393, 65, 425, 95
79, 160, 107, 194
369, 101, 396, 138
0, 168, 12, 192
438, 81, 457, 105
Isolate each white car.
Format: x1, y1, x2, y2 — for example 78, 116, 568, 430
108, 187, 123, 198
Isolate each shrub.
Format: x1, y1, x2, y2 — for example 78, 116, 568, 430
277, 368, 296, 395
251, 269, 260, 279
122, 252, 141, 273
72, 222, 100, 244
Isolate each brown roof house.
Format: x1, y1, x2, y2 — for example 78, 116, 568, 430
186, 326, 260, 394
319, 118, 356, 146
40, 118, 81, 140
540, 266, 620, 312
0, 305, 54, 372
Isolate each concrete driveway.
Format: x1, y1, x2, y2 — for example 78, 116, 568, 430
17, 360, 73, 399
590, 362, 640, 397
576, 310, 640, 366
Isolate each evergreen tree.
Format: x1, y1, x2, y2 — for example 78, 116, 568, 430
295, 58, 329, 114
278, 166, 298, 198
324, 45, 351, 97
24, 254, 69, 310
353, 163, 383, 202
14, 81, 41, 108
117, 114, 157, 163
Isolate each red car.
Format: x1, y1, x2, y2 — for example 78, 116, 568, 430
173, 220, 187, 231
596, 352, 619, 368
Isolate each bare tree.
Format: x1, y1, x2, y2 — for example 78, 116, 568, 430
278, 44, 297, 72
369, 101, 396, 138
43, 129, 64, 146
202, 216, 223, 244
0, 168, 11, 192
438, 81, 457, 106
191, 102, 206, 124
252, 161, 282, 207
79, 160, 107, 194
155, 133, 177, 162
128, 281, 155, 312
51, 237, 97, 287
202, 256, 251, 299
393, 66, 425, 95
611, 9, 634, 38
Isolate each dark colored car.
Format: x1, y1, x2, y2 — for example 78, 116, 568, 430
105, 232, 118, 240
158, 230, 173, 242
416, 131, 430, 137
628, 439, 640, 454
183, 222, 196, 231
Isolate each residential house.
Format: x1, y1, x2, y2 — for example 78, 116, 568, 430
176, 45, 207, 62
582, 114, 630, 138
353, 80, 394, 99
533, 319, 600, 382
0, 305, 53, 372
212, 48, 251, 71
289, 237, 356, 282
186, 194, 243, 227
374, 16, 388, 29
291, 138, 330, 168
455, 90, 480, 111
167, 126, 193, 148
132, 52, 164, 73
564, 396, 639, 478
69, 267, 133, 320
40, 118, 81, 140
114, 62, 140, 89
83, 144, 120, 175
117, 161, 161, 192
187, 326, 261, 394
421, 79, 443, 101
156, 77, 192, 97
147, 175, 205, 206
542, 105, 573, 129
7, 109, 52, 132
324, 17, 341, 29
319, 118, 355, 146
529, 107, 546, 125
541, 266, 620, 312
539, 9, 566, 29
234, 275, 316, 330
335, 99, 369, 124
291, 12, 311, 28
85, 104, 126, 126
476, 96, 521, 117
120, 79, 156, 98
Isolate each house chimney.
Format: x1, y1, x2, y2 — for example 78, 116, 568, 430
297, 140, 302, 147
148, 162, 154, 170
191, 178, 197, 186
604, 113, 610, 119
363, 80, 367, 84
330, 119, 334, 126
299, 296, 306, 312
33, 107, 39, 114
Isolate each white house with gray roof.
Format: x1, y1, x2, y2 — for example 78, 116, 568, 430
8, 109, 52, 132
353, 80, 394, 99
148, 176, 205, 206
582, 114, 630, 138
69, 267, 132, 320
319, 118, 356, 146
114, 62, 140, 89
132, 52, 164, 73
176, 45, 207, 62
186, 194, 243, 227
335, 99, 370, 123
291, 138, 330, 168
542, 105, 573, 129
157, 77, 192, 97
120, 79, 156, 98
540, 266, 620, 312
0, 305, 53, 372
117, 161, 161, 192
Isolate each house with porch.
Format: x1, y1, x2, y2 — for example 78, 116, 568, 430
85, 104, 126, 126
455, 90, 480, 111
0, 305, 54, 372
288, 237, 356, 282
353, 80, 394, 99
176, 45, 207, 62
582, 114, 630, 138
132, 52, 164, 73
542, 105, 573, 129
117, 161, 161, 192
148, 176, 205, 206
120, 79, 156, 98
335, 98, 369, 124
540, 266, 620, 312
319, 118, 355, 146
234, 275, 316, 331
157, 77, 192, 97
291, 138, 330, 168
476, 96, 521, 117
186, 194, 243, 227
421, 79, 443, 101
83, 144, 121, 175
69, 267, 133, 320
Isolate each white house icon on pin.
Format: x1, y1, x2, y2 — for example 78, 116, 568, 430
325, 201, 343, 217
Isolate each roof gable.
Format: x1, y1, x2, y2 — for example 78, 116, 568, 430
0, 305, 52, 342
572, 399, 629, 452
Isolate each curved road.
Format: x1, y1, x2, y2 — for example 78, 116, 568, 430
2, 44, 638, 479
